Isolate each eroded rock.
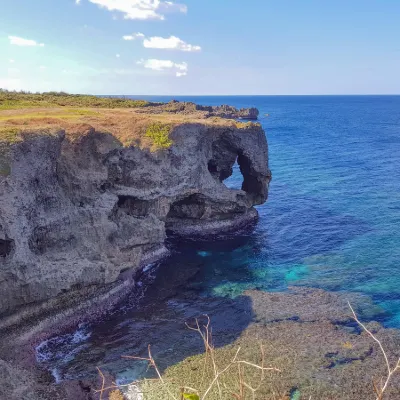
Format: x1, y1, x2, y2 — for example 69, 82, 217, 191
0, 119, 271, 318
136, 101, 260, 119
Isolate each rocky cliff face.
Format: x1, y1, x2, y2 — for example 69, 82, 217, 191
0, 118, 271, 318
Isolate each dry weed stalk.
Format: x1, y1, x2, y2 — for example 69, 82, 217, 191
183, 315, 281, 400
96, 315, 280, 400
349, 302, 400, 400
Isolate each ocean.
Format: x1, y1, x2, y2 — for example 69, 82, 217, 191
36, 95, 400, 382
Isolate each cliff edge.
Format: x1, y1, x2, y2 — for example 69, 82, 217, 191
0, 99, 271, 319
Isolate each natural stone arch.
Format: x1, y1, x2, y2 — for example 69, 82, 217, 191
208, 138, 266, 202
237, 151, 267, 204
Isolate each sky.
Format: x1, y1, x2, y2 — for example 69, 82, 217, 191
0, 0, 400, 95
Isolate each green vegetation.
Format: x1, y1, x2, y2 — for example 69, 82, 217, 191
0, 127, 21, 144
0, 89, 151, 110
145, 122, 173, 150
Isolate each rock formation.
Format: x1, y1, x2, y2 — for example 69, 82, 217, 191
0, 112, 271, 319
136, 100, 260, 119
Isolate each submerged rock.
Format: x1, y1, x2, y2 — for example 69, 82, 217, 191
0, 114, 271, 319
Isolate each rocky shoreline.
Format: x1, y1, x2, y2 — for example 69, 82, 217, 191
1, 100, 399, 399
2, 281, 400, 400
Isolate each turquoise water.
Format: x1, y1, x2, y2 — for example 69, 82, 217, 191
36, 95, 400, 381
143, 95, 400, 327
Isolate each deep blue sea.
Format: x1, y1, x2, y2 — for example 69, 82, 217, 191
36, 95, 400, 382
140, 95, 400, 325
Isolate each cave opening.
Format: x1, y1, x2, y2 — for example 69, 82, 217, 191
0, 238, 14, 258
237, 152, 263, 198
167, 194, 207, 220
117, 195, 151, 217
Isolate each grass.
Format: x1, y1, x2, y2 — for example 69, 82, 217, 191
0, 127, 21, 144
0, 91, 262, 154
0, 109, 99, 122
95, 306, 400, 400
0, 90, 151, 110
145, 122, 173, 150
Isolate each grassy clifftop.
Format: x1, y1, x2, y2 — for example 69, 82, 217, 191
0, 90, 151, 110
0, 91, 261, 154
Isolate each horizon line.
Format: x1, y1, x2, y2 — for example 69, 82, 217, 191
103, 93, 400, 97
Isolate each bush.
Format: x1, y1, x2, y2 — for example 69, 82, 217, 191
145, 122, 173, 150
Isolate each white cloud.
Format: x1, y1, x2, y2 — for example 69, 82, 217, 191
116, 54, 120, 58
8, 36, 44, 47
76, 0, 81, 4
137, 59, 188, 77
39, 66, 47, 70
85, 0, 187, 20
123, 32, 145, 41
143, 35, 201, 52
9, 59, 15, 63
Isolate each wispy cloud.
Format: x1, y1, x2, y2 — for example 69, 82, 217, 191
84, 0, 187, 20
8, 36, 44, 47
137, 59, 188, 77
143, 36, 201, 52
116, 54, 121, 58
123, 32, 145, 41
9, 59, 15, 63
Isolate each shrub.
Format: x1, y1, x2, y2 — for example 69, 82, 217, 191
145, 122, 173, 150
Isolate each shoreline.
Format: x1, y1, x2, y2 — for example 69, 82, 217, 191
0, 208, 261, 352
0, 245, 171, 367
2, 262, 400, 399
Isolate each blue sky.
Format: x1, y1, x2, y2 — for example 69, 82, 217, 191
1, 0, 399, 95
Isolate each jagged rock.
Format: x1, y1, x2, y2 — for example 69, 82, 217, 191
136, 101, 260, 120
237, 107, 259, 119
0, 117, 271, 318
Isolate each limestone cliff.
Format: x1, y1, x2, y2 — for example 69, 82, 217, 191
0, 111, 271, 318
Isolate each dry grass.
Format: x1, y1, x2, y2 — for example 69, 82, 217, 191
0, 90, 262, 152
0, 107, 260, 154
108, 390, 125, 400
349, 303, 400, 400
94, 307, 400, 400
96, 316, 283, 400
